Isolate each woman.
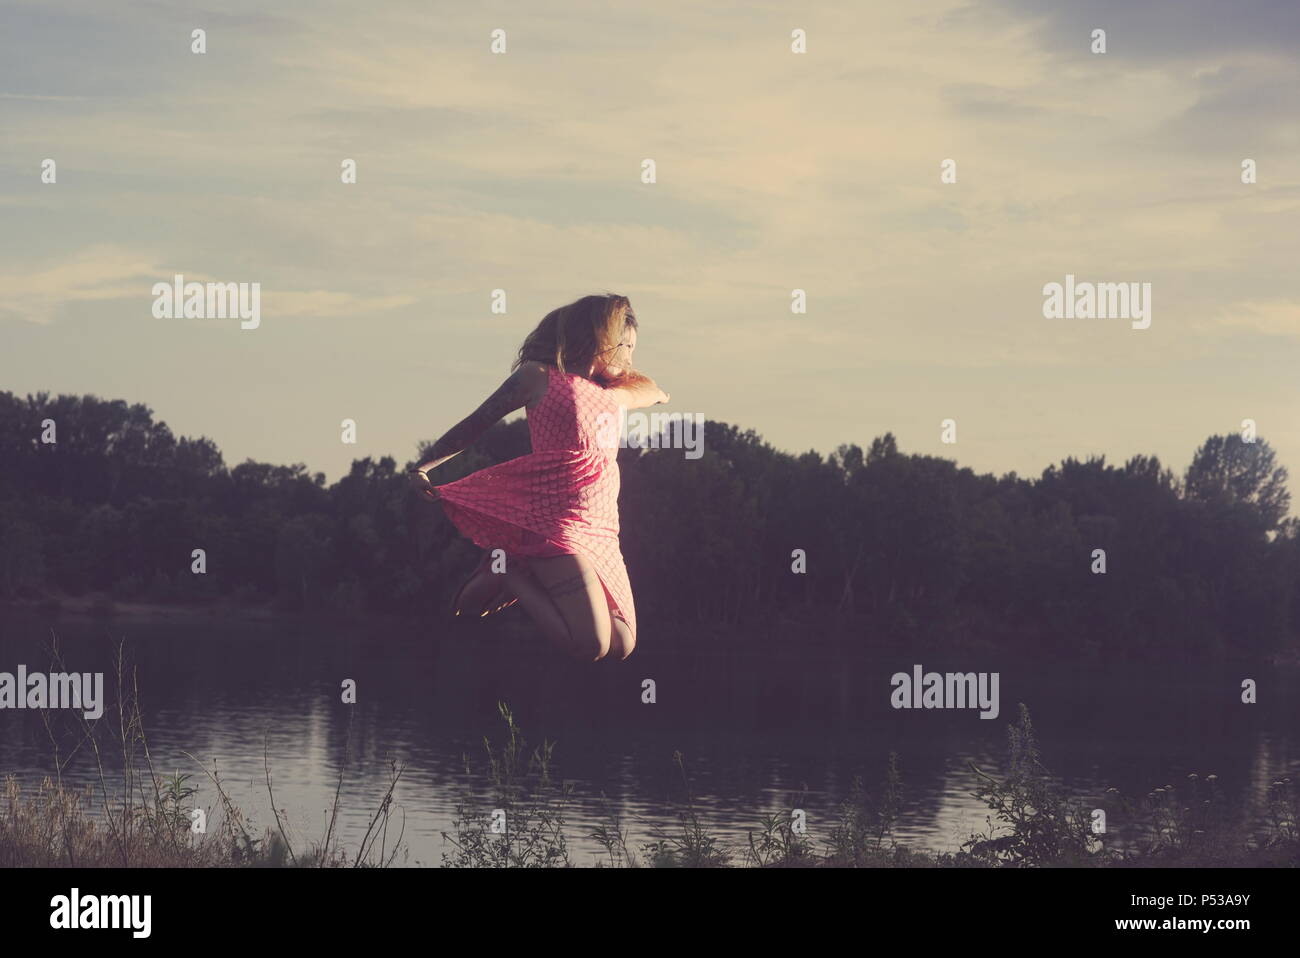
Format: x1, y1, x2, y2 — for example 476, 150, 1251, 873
409, 293, 668, 662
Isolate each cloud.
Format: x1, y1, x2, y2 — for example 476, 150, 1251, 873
0, 244, 160, 325
985, 0, 1300, 60
262, 289, 417, 318
0, 92, 88, 101
1212, 299, 1300, 339
942, 82, 1051, 119
1154, 60, 1300, 152
0, 245, 415, 325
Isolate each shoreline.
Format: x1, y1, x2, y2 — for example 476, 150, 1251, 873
3, 594, 1297, 667
0, 593, 291, 624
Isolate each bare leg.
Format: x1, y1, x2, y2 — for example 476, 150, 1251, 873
608, 612, 635, 661
452, 565, 515, 617
503, 554, 616, 662
500, 562, 588, 658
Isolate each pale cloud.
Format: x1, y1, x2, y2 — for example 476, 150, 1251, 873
0, 92, 89, 101
1210, 299, 1300, 339
986, 0, 1300, 60
0, 245, 160, 325
264, 289, 417, 318
0, 244, 413, 325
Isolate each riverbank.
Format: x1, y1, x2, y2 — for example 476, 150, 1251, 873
4, 591, 1298, 667
0, 592, 286, 624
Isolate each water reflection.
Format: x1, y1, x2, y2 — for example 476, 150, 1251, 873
0, 611, 1295, 866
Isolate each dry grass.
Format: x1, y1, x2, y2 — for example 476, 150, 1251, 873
0, 632, 407, 867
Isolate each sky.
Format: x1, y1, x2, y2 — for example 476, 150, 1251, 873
2, 0, 1297, 514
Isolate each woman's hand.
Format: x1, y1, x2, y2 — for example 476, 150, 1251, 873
408, 469, 440, 500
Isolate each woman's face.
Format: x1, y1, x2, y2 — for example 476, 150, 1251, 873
596, 324, 637, 380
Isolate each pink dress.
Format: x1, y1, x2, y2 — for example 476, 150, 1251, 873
433, 364, 636, 640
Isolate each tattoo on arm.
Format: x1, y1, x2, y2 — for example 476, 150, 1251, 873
423, 367, 537, 466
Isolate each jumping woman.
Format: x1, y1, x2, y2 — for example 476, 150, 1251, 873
408, 294, 668, 663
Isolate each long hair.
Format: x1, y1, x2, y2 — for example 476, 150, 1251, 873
511, 293, 642, 387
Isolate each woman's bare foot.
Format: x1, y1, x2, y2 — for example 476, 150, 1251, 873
483, 583, 518, 616
452, 563, 518, 617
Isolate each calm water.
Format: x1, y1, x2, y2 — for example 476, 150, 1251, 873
1, 609, 1295, 866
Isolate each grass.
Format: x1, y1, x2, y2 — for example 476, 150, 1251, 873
440, 701, 573, 867
440, 701, 1300, 868
3, 635, 1296, 868
0, 633, 408, 867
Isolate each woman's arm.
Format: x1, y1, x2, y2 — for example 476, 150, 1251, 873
607, 370, 669, 410
413, 362, 548, 472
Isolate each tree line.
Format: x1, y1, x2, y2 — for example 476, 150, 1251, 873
1, 390, 1297, 661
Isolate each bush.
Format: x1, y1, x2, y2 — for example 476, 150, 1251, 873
441, 702, 573, 868
958, 703, 1102, 867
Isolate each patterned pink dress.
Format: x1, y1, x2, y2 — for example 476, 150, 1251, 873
433, 364, 636, 640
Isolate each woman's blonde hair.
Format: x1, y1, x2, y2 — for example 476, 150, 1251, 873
512, 293, 638, 384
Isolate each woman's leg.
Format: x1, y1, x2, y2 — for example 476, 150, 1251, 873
608, 612, 635, 661
451, 558, 515, 617
503, 553, 615, 662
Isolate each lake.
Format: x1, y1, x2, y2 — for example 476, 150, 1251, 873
1, 608, 1295, 866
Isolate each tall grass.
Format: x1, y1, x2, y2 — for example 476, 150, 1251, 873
440, 699, 1300, 868
440, 701, 573, 867
0, 632, 407, 867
